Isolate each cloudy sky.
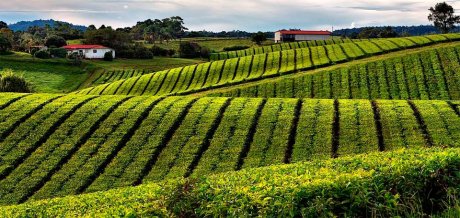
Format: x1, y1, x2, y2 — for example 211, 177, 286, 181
1, 0, 459, 31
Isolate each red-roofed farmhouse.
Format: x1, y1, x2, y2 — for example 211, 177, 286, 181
274, 30, 332, 43
62, 45, 115, 59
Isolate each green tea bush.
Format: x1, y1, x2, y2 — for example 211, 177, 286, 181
1, 148, 459, 217
0, 69, 32, 93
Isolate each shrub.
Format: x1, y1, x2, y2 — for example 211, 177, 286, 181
0, 69, 32, 93
223, 45, 250, 51
133, 46, 153, 59
104, 51, 113, 61
151, 46, 176, 57
49, 48, 68, 58
179, 41, 202, 58
34, 50, 50, 59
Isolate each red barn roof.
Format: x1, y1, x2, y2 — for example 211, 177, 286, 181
277, 30, 331, 35
62, 45, 110, 50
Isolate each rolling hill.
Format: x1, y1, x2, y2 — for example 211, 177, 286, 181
205, 43, 460, 99
1, 33, 460, 217
76, 34, 460, 97
0, 93, 459, 206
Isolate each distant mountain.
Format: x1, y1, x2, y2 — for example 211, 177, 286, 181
333, 25, 460, 37
8, 19, 87, 32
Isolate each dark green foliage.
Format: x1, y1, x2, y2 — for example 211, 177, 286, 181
103, 51, 113, 61
151, 46, 176, 57
0, 70, 32, 93
48, 48, 67, 58
179, 41, 203, 58
251, 31, 267, 45
44, 35, 67, 48
0, 36, 12, 53
223, 45, 250, 51
429, 2, 460, 33
34, 50, 50, 59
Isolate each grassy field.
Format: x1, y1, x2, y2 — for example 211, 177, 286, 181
76, 34, 460, 97
0, 52, 204, 92
0, 52, 89, 93
143, 37, 274, 52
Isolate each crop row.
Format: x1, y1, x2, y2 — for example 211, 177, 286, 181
210, 37, 363, 60
210, 33, 460, 60
0, 94, 459, 204
75, 34, 460, 97
90, 70, 151, 87
211, 46, 460, 100
2, 147, 459, 217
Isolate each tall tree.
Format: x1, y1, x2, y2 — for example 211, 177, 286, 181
428, 2, 460, 33
0, 21, 8, 30
251, 32, 267, 45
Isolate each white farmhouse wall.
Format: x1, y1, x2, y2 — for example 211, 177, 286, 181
83, 48, 115, 59
274, 32, 282, 43
295, 35, 331, 41
67, 48, 115, 59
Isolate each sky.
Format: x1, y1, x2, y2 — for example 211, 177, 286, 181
1, 0, 460, 31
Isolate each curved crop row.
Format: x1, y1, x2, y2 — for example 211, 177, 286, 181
76, 34, 460, 97
89, 69, 151, 87
210, 37, 363, 61
210, 33, 460, 60
2, 147, 459, 217
209, 45, 460, 100
0, 94, 459, 204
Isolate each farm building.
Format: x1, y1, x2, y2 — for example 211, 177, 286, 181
274, 30, 332, 43
62, 45, 115, 59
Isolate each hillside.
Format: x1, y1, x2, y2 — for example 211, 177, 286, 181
210, 33, 460, 60
1, 147, 459, 217
8, 19, 87, 32
76, 35, 460, 98
0, 93, 459, 206
205, 43, 460, 99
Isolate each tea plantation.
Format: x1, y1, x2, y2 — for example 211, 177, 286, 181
1, 33, 460, 217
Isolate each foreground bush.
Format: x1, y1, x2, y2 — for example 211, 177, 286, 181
1, 148, 459, 217
0, 69, 32, 93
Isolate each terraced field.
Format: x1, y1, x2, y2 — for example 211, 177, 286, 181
0, 93, 459, 206
207, 45, 460, 99
76, 34, 460, 97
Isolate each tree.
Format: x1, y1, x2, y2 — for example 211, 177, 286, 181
87, 25, 97, 31
0, 21, 7, 30
0, 36, 12, 53
45, 35, 67, 48
251, 32, 267, 45
428, 2, 460, 33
